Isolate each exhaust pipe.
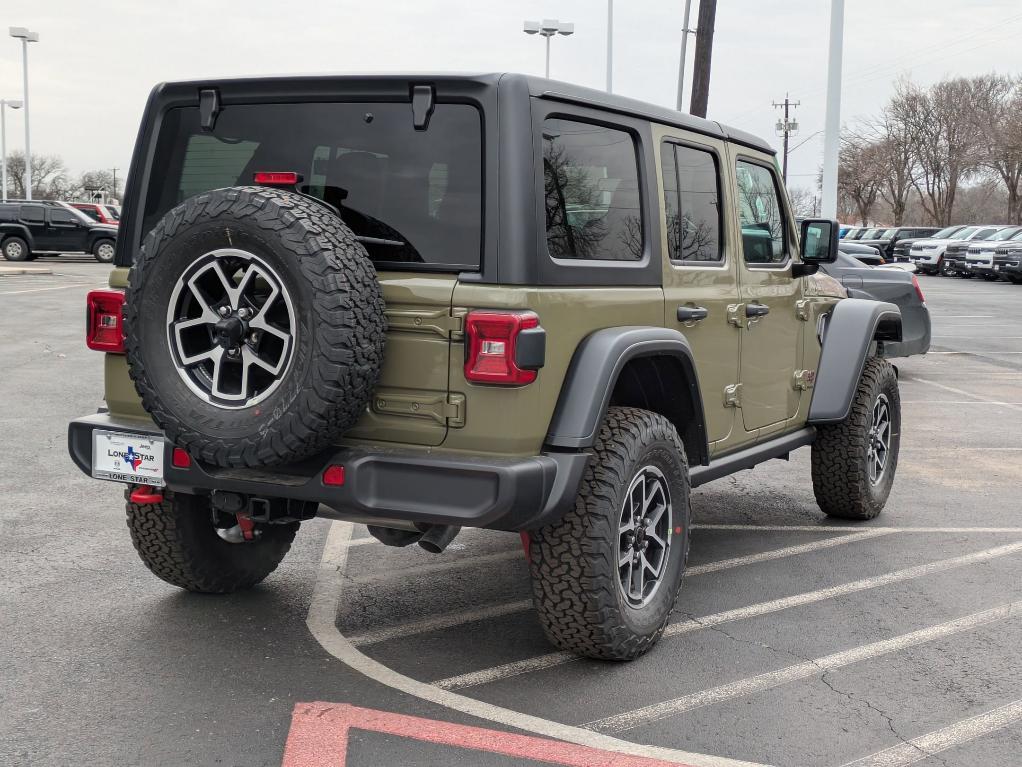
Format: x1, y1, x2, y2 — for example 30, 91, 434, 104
418, 524, 461, 554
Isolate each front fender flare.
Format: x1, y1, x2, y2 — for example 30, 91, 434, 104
808, 298, 902, 424
544, 326, 708, 465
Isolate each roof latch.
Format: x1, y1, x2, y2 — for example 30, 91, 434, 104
411, 85, 435, 131
199, 88, 221, 132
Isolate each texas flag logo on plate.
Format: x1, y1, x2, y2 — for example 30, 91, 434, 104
92, 430, 166, 487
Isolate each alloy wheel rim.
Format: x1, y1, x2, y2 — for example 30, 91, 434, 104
7, 241, 22, 258
166, 248, 296, 409
97, 243, 115, 260
867, 393, 892, 485
618, 465, 672, 608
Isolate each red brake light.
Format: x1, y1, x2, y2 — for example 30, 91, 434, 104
464, 311, 540, 385
86, 290, 125, 353
912, 274, 925, 303
253, 171, 300, 186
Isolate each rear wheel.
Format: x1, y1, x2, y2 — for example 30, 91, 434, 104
811, 357, 900, 520
125, 488, 298, 592
528, 407, 691, 660
2, 236, 29, 262
92, 238, 116, 263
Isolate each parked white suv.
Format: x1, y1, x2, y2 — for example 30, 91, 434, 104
964, 226, 1022, 279
909, 225, 1002, 275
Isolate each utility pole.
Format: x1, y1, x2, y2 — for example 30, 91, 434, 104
688, 0, 716, 118
820, 0, 845, 218
773, 95, 800, 184
111, 168, 119, 202
676, 0, 695, 111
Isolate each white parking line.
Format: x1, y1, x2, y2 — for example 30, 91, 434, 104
0, 282, 105, 296
433, 541, 1022, 690
308, 521, 763, 767
692, 525, 1022, 533
586, 600, 1022, 733
349, 599, 533, 647
346, 549, 522, 583
348, 531, 889, 647
841, 699, 1022, 767
908, 378, 1022, 413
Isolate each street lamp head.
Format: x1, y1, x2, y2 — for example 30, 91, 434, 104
3, 100, 23, 109
557, 22, 574, 37
524, 20, 541, 35
9, 27, 39, 42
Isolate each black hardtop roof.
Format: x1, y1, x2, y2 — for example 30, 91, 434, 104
151, 72, 775, 155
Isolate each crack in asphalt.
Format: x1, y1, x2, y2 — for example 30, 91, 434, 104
683, 612, 949, 766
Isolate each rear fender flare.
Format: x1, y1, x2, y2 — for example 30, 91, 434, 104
0, 223, 34, 251
544, 326, 709, 465
808, 298, 902, 424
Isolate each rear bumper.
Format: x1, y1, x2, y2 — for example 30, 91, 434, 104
68, 413, 588, 532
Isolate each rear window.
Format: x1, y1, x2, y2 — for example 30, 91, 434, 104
76, 206, 101, 222
143, 102, 483, 270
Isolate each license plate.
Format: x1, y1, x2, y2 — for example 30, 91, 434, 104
92, 430, 165, 486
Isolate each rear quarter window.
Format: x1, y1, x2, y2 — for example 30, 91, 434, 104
542, 118, 643, 261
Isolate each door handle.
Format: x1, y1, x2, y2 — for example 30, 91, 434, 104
745, 303, 770, 318
677, 306, 709, 322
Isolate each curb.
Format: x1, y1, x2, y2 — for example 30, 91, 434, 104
0, 265, 53, 276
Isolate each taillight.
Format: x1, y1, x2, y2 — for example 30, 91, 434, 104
253, 171, 301, 186
912, 274, 925, 303
86, 290, 125, 353
464, 310, 542, 385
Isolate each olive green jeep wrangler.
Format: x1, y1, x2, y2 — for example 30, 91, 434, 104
68, 74, 902, 660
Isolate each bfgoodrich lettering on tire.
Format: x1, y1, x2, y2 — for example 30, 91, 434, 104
528, 406, 691, 660
124, 186, 385, 468
811, 356, 901, 520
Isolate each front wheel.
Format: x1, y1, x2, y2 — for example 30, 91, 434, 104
125, 488, 298, 592
528, 407, 691, 660
93, 238, 116, 263
811, 357, 900, 520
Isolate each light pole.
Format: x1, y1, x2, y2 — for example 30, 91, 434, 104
1, 99, 23, 203
676, 0, 695, 111
820, 0, 844, 218
524, 19, 574, 79
606, 0, 613, 93
9, 27, 39, 201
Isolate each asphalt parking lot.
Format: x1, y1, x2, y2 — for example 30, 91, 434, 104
2, 260, 1021, 767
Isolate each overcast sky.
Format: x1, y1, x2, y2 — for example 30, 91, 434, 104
2, 0, 1022, 196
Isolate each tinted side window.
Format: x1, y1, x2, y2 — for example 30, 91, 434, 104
543, 118, 643, 261
20, 205, 44, 224
735, 160, 788, 264
50, 209, 78, 224
661, 142, 722, 263
77, 207, 101, 222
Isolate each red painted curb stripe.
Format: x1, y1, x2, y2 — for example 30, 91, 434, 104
282, 702, 691, 767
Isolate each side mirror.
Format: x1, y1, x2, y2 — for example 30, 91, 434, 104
799, 218, 839, 264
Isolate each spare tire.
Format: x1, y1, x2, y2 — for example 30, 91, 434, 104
124, 186, 385, 468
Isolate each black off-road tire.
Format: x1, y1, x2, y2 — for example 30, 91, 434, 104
812, 357, 900, 520
125, 488, 298, 593
92, 238, 116, 263
2, 236, 30, 262
124, 186, 385, 468
528, 407, 691, 661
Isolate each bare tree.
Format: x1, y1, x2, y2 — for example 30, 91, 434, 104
975, 76, 1022, 224
891, 76, 998, 226
3, 151, 71, 200
838, 133, 882, 225
872, 104, 917, 226
787, 186, 819, 218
